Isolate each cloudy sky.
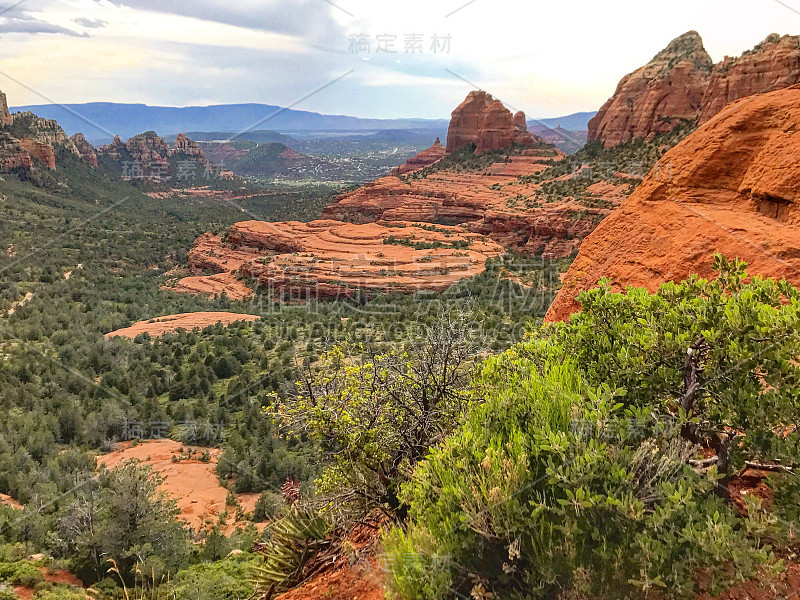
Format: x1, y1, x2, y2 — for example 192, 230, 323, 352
0, 0, 798, 119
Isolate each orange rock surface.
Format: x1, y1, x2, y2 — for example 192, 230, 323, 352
446, 91, 540, 154
589, 31, 800, 148
175, 220, 504, 300
323, 150, 622, 258
97, 439, 262, 534
547, 85, 800, 322
391, 138, 446, 175
70, 133, 98, 168
105, 312, 259, 339
588, 31, 713, 148
17, 138, 56, 169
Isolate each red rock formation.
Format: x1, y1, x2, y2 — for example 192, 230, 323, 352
70, 133, 98, 168
589, 31, 800, 148
321, 148, 619, 259
0, 132, 33, 171
173, 132, 207, 162
446, 91, 541, 155
546, 85, 800, 322
173, 220, 504, 300
125, 131, 170, 171
588, 31, 713, 148
18, 138, 55, 169
391, 138, 446, 175
699, 34, 800, 122
0, 91, 11, 127
100, 135, 126, 160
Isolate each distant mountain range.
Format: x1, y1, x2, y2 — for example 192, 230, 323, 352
10, 102, 596, 146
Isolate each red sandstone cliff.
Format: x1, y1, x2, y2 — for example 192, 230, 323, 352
588, 31, 713, 148
0, 92, 11, 127
446, 91, 539, 154
699, 34, 800, 122
70, 133, 98, 168
18, 138, 55, 169
547, 85, 800, 322
588, 31, 800, 148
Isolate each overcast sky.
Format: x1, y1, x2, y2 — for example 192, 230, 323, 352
0, 0, 798, 119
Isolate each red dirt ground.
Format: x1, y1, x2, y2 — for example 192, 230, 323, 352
96, 439, 262, 534
104, 312, 258, 339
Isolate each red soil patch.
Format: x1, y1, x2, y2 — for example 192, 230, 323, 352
0, 493, 22, 510
275, 559, 384, 600
97, 440, 262, 534
104, 312, 258, 339
14, 568, 84, 599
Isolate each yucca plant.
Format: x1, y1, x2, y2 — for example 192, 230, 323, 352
251, 506, 333, 600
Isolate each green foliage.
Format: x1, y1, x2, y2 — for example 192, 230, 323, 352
0, 559, 44, 586
165, 552, 260, 600
274, 316, 475, 518
384, 256, 800, 599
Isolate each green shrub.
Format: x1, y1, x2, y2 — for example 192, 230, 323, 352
384, 256, 799, 599
0, 560, 45, 587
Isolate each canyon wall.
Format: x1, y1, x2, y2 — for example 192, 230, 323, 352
588, 32, 800, 148
547, 85, 800, 321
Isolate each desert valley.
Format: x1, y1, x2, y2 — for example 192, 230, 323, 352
3, 4, 800, 599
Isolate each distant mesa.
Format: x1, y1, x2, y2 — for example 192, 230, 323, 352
547, 84, 800, 322
589, 31, 800, 148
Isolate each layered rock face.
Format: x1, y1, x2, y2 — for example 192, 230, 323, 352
172, 220, 504, 300
588, 31, 713, 148
97, 131, 216, 180
391, 138, 446, 175
0, 132, 33, 171
547, 85, 800, 322
70, 133, 98, 168
446, 91, 539, 154
321, 147, 628, 259
699, 34, 800, 121
0, 92, 11, 127
17, 138, 55, 169
0, 97, 81, 172
589, 32, 800, 148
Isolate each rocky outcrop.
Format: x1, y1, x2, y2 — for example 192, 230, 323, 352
18, 138, 55, 169
699, 34, 800, 122
0, 101, 77, 172
391, 138, 446, 175
173, 132, 209, 163
70, 133, 98, 168
125, 131, 170, 171
99, 135, 126, 160
446, 91, 541, 154
0, 91, 11, 127
588, 31, 713, 148
547, 85, 800, 322
173, 220, 504, 300
588, 31, 800, 148
0, 132, 33, 171
321, 148, 626, 259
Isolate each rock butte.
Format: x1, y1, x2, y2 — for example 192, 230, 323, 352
446, 91, 539, 154
546, 85, 800, 322
172, 220, 504, 300
105, 312, 259, 339
97, 440, 262, 534
589, 31, 800, 148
